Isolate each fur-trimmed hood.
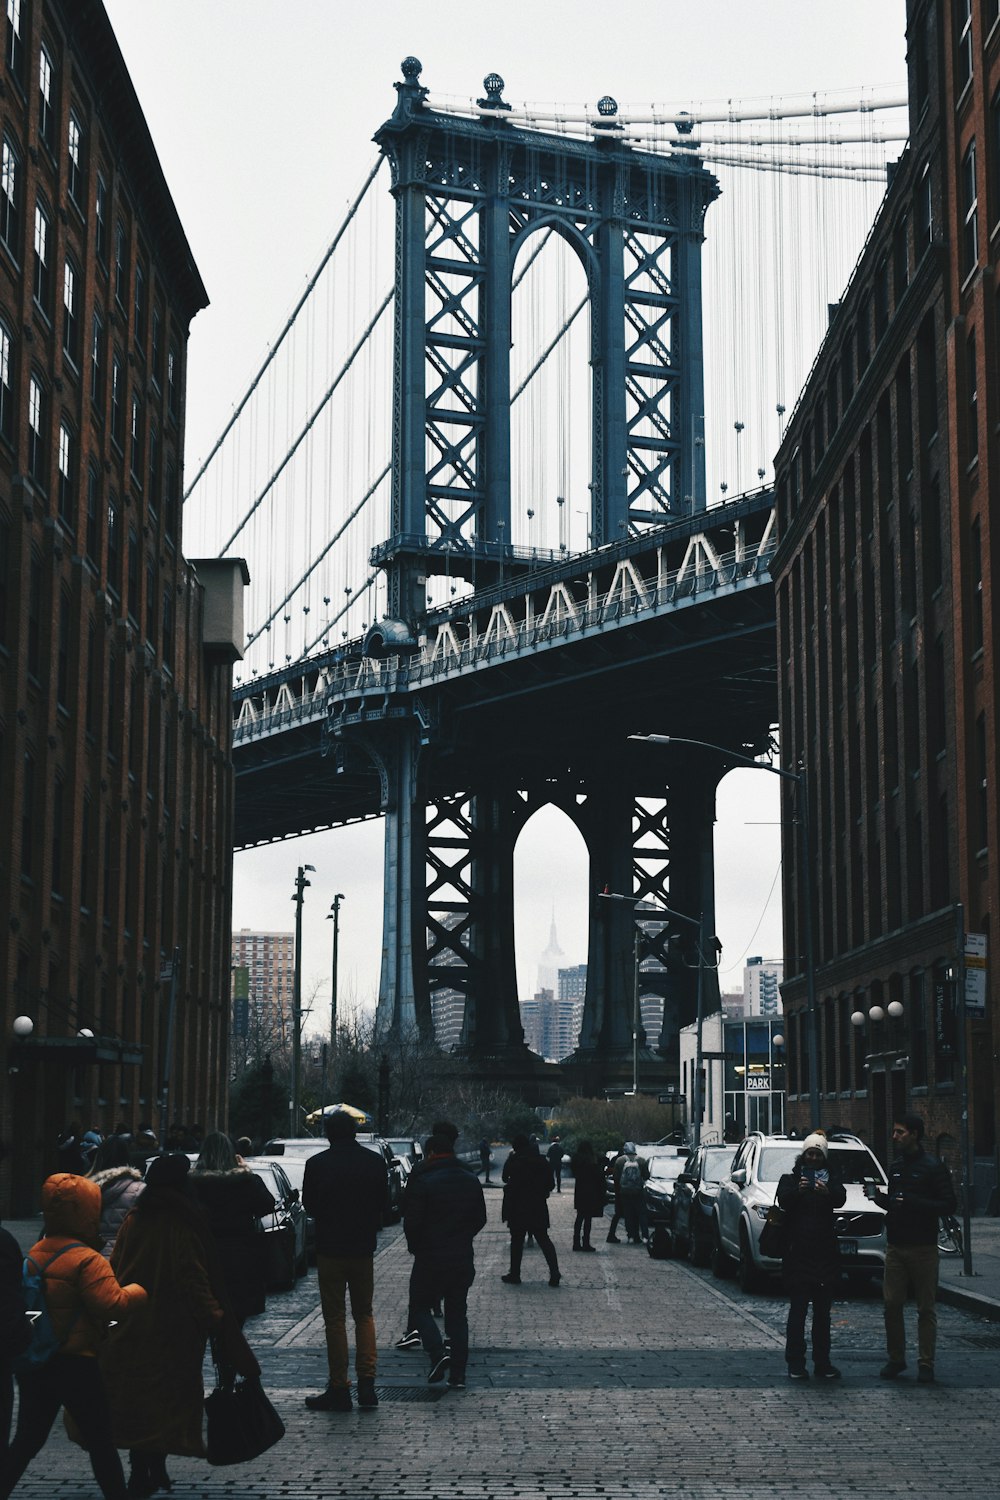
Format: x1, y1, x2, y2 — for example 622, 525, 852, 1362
89, 1166, 144, 1189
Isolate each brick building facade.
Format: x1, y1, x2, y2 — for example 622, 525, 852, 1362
0, 1, 246, 1214
771, 0, 999, 1204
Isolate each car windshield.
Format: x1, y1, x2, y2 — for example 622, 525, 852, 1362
702, 1149, 734, 1183
756, 1145, 880, 1184
648, 1157, 685, 1181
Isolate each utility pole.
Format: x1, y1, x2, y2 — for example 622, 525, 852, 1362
290, 864, 314, 1136
327, 894, 345, 1056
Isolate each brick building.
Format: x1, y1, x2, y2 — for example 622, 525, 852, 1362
0, 1, 246, 1214
771, 0, 998, 1203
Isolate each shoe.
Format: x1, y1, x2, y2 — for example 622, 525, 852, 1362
501, 1273, 521, 1284
305, 1386, 352, 1411
548, 1274, 561, 1287
447, 1373, 466, 1389
356, 1377, 378, 1409
395, 1329, 421, 1350
428, 1352, 450, 1384
815, 1365, 842, 1380
917, 1364, 935, 1384
880, 1361, 906, 1380
787, 1365, 809, 1381
572, 1244, 582, 1252
442, 1339, 451, 1352
581, 1243, 596, 1252
606, 1234, 621, 1244
147, 1456, 172, 1493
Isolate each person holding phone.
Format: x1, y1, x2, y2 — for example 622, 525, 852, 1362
776, 1132, 846, 1381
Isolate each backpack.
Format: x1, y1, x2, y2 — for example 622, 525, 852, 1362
14, 1242, 85, 1370
618, 1158, 642, 1196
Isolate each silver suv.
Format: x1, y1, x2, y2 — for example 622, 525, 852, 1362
712, 1132, 887, 1292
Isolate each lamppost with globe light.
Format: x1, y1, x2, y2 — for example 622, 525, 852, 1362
630, 733, 820, 1124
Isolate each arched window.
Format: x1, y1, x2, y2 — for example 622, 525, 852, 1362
33, 199, 52, 314
67, 110, 84, 205
63, 256, 80, 364
57, 419, 75, 526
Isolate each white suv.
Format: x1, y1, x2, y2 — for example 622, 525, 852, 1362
712, 1132, 887, 1292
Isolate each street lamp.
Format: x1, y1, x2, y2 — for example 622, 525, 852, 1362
326, 894, 345, 1110
630, 732, 820, 1124
290, 864, 315, 1136
600, 890, 720, 1147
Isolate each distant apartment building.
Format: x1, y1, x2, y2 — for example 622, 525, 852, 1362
744, 957, 783, 1016
231, 930, 294, 1052
521, 988, 582, 1063
431, 986, 466, 1052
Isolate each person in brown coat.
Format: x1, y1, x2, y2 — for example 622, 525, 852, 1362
0, 1173, 147, 1500
189, 1132, 274, 1324
100, 1153, 259, 1499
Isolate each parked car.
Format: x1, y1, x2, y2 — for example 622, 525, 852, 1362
669, 1145, 736, 1265
243, 1157, 309, 1291
642, 1151, 691, 1226
265, 1132, 405, 1226
386, 1138, 424, 1169
712, 1132, 888, 1292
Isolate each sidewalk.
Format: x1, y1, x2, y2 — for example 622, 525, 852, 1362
936, 1216, 1000, 1320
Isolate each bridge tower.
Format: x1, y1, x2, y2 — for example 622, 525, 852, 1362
361, 62, 724, 1082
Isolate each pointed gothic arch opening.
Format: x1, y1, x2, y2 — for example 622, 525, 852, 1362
514, 802, 589, 1061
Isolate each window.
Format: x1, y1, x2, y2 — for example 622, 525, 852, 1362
162, 586, 173, 668
167, 342, 179, 421
57, 420, 74, 525
0, 319, 12, 444
67, 112, 82, 204
134, 261, 147, 347
38, 45, 54, 153
62, 258, 79, 364
85, 620, 96, 732
151, 302, 163, 386
33, 201, 51, 313
145, 561, 156, 644
976, 713, 988, 852
1, 136, 20, 256
956, 0, 973, 96
127, 526, 139, 620
967, 331, 978, 464
114, 221, 126, 305
6, 0, 23, 82
85, 463, 99, 560
107, 493, 120, 593
164, 458, 177, 543
971, 518, 984, 653
110, 354, 124, 448
28, 375, 46, 486
27, 551, 41, 676
0, 508, 7, 648
90, 312, 103, 408
130, 392, 143, 482
95, 172, 108, 266
993, 88, 1000, 230
962, 140, 978, 280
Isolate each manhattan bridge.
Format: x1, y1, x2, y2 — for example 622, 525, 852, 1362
186, 62, 907, 1093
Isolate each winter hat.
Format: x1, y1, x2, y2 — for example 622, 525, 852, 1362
144, 1152, 191, 1187
802, 1132, 829, 1156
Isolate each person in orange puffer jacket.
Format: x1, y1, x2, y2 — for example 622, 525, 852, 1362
0, 1173, 146, 1500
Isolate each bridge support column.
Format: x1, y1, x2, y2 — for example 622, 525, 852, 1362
376, 728, 432, 1041
656, 765, 723, 1054
578, 773, 643, 1057
461, 780, 527, 1057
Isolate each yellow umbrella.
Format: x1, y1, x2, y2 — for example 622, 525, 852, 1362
304, 1101, 372, 1128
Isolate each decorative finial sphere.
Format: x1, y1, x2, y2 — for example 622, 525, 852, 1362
675, 111, 695, 135
483, 72, 505, 98
400, 56, 422, 81
597, 95, 618, 117
12, 1015, 33, 1038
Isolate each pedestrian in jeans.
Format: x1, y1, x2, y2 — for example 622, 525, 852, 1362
501, 1135, 561, 1287
302, 1111, 388, 1412
403, 1134, 487, 1389
776, 1132, 846, 1380
869, 1113, 956, 1384
0, 1174, 147, 1500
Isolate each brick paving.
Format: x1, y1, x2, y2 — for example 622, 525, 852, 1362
6, 1190, 999, 1499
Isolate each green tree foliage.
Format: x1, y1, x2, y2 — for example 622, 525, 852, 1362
548, 1095, 685, 1156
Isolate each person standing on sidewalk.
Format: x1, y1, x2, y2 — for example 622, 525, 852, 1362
776, 1133, 846, 1380
302, 1111, 388, 1413
501, 1135, 561, 1287
546, 1137, 565, 1193
403, 1134, 487, 1390
870, 1113, 956, 1384
570, 1141, 605, 1252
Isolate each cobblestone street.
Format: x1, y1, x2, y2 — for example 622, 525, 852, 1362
8, 1191, 998, 1499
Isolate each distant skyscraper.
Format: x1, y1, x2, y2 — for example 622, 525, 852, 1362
537, 910, 565, 995
231, 929, 295, 1045
744, 956, 783, 1016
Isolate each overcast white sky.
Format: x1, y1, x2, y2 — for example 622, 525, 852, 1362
103, 1, 907, 1029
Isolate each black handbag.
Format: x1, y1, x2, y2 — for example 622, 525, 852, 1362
205, 1374, 285, 1466
758, 1196, 788, 1259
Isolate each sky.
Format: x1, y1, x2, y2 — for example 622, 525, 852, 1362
103, 0, 907, 1029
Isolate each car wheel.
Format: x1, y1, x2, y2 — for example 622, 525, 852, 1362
710, 1222, 732, 1279
737, 1225, 760, 1293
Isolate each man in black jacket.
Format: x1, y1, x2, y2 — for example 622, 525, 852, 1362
403, 1133, 487, 1390
870, 1113, 956, 1383
302, 1111, 389, 1412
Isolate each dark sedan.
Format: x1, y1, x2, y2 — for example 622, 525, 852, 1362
244, 1157, 309, 1290
669, 1144, 735, 1265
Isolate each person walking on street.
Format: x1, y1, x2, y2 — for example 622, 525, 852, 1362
869, 1113, 956, 1384
478, 1138, 493, 1185
501, 1135, 561, 1286
607, 1143, 649, 1244
87, 1139, 145, 1259
0, 1174, 147, 1500
570, 1141, 604, 1252
394, 1121, 462, 1349
776, 1132, 846, 1380
546, 1137, 564, 1193
188, 1132, 274, 1327
403, 1134, 487, 1390
302, 1110, 388, 1412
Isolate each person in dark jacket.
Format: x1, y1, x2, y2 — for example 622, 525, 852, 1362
546, 1138, 564, 1192
301, 1110, 389, 1412
869, 1113, 956, 1383
501, 1135, 560, 1287
775, 1131, 847, 1381
1, 1219, 32, 1460
87, 1138, 145, 1259
570, 1141, 604, 1252
403, 1134, 487, 1389
188, 1132, 274, 1325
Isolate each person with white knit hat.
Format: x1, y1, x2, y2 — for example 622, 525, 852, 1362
775, 1131, 846, 1380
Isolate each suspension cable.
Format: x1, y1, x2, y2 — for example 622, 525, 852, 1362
184, 154, 384, 501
